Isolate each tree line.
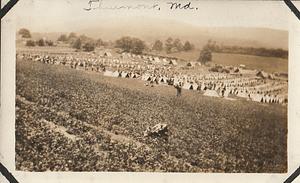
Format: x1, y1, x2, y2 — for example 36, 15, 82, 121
19, 28, 195, 54
19, 28, 208, 65
57, 33, 109, 52
25, 39, 54, 47
152, 38, 195, 53
205, 40, 288, 59
19, 28, 55, 47
114, 37, 194, 54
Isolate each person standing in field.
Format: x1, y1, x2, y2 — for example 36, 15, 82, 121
175, 82, 182, 97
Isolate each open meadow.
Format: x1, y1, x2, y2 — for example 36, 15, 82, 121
167, 50, 288, 73
16, 60, 287, 172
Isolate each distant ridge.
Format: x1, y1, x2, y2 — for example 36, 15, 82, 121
29, 18, 288, 50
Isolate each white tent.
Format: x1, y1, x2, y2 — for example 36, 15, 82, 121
154, 57, 160, 63
256, 71, 269, 79
192, 84, 199, 91
142, 74, 152, 81
112, 71, 121, 77
173, 78, 180, 85
121, 72, 130, 78
200, 84, 206, 91
131, 73, 139, 78
182, 83, 192, 90
103, 70, 114, 77
237, 91, 249, 98
203, 90, 220, 97
223, 90, 230, 97
196, 62, 202, 66
187, 62, 196, 67
159, 77, 168, 84
104, 52, 112, 57
169, 59, 178, 65
239, 64, 246, 68
264, 95, 272, 103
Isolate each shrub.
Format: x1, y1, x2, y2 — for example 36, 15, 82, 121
83, 42, 95, 52
25, 40, 36, 47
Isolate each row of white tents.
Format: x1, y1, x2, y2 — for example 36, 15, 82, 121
103, 70, 140, 79
139, 73, 288, 103
18, 52, 288, 104
121, 52, 178, 65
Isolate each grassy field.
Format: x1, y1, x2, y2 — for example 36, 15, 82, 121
16, 46, 76, 55
212, 53, 288, 73
16, 60, 287, 172
167, 50, 288, 73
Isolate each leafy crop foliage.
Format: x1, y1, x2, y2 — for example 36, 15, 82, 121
16, 60, 287, 172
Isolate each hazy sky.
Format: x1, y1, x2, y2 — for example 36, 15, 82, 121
10, 0, 290, 32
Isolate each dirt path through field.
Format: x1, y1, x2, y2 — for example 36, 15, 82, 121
40, 119, 80, 142
16, 95, 151, 150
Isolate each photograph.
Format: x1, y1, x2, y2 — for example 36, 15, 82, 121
13, 0, 288, 173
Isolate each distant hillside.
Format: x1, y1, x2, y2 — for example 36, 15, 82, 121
78, 18, 288, 50
27, 18, 288, 50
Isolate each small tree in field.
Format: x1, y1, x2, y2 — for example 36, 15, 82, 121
72, 38, 82, 50
83, 42, 95, 52
57, 34, 68, 42
95, 38, 104, 47
115, 36, 133, 52
183, 41, 194, 51
198, 45, 212, 65
68, 32, 77, 42
19, 28, 31, 38
165, 37, 173, 53
25, 40, 35, 47
115, 36, 146, 54
131, 38, 146, 54
45, 40, 54, 46
37, 39, 45, 46
172, 38, 183, 52
152, 40, 163, 52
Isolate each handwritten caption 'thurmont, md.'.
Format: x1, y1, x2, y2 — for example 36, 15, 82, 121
84, 0, 200, 11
